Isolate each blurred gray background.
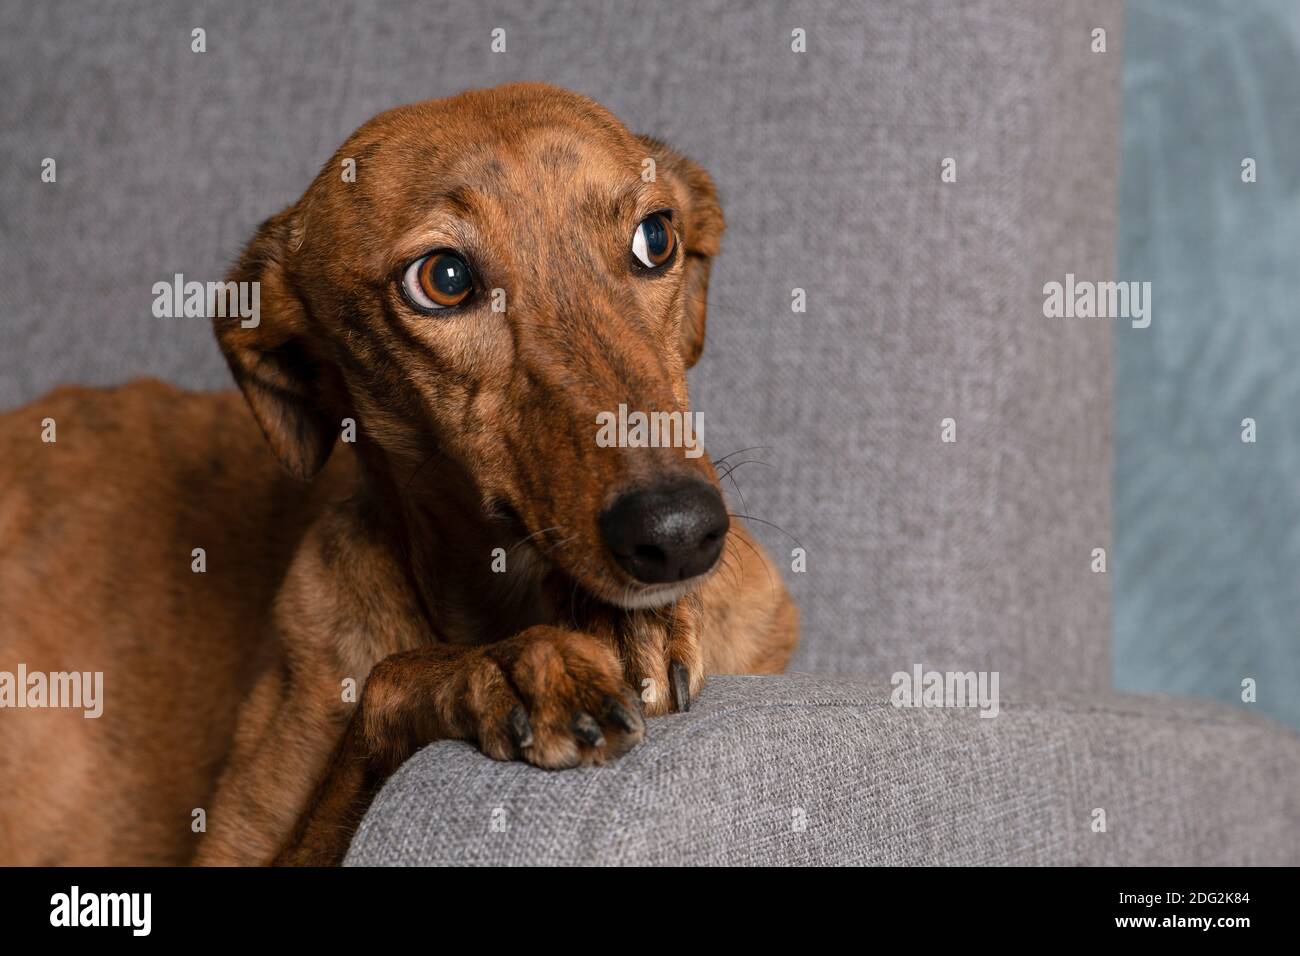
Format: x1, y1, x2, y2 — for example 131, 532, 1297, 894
1116, 0, 1300, 729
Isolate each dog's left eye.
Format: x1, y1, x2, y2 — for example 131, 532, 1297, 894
631, 213, 676, 269
402, 251, 473, 312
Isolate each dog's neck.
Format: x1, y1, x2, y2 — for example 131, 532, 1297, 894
349, 441, 556, 645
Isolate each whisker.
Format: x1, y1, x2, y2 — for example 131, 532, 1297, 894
716, 458, 773, 484
539, 534, 579, 558
723, 470, 750, 517
716, 548, 743, 590
714, 456, 775, 542
509, 524, 565, 554
729, 527, 777, 592
711, 445, 773, 468
727, 513, 803, 550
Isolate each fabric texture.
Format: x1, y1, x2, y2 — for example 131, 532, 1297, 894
0, 0, 1119, 691
344, 674, 1300, 866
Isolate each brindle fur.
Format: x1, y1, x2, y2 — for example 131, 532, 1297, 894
0, 83, 798, 866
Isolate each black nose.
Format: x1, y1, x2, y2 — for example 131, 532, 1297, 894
600, 479, 729, 584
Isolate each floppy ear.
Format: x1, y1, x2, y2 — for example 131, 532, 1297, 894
213, 209, 338, 481
637, 136, 724, 368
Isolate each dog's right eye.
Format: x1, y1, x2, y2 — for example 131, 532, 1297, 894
402, 251, 473, 312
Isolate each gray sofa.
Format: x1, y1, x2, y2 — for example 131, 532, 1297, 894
2, 0, 1297, 865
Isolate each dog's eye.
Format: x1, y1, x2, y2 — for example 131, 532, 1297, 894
402, 251, 473, 311
631, 213, 676, 269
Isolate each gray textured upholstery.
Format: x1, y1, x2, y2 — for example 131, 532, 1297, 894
345, 674, 1300, 866
0, 0, 1117, 691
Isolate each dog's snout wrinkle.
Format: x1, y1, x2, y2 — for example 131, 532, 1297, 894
516, 312, 672, 420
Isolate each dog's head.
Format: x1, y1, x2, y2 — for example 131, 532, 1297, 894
215, 83, 727, 609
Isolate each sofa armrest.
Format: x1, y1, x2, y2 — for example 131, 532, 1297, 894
344, 673, 1300, 866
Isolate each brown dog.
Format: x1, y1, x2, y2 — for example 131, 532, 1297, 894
0, 83, 798, 866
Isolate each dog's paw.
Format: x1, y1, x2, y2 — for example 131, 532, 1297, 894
465, 626, 645, 769
612, 597, 705, 718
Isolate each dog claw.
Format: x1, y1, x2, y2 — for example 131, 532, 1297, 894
604, 694, 644, 734
669, 660, 690, 713
573, 710, 605, 747
508, 705, 534, 748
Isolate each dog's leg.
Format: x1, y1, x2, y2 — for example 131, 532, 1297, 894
275, 525, 797, 866
194, 493, 793, 866
191, 668, 349, 865
274, 626, 647, 866
191, 506, 431, 866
